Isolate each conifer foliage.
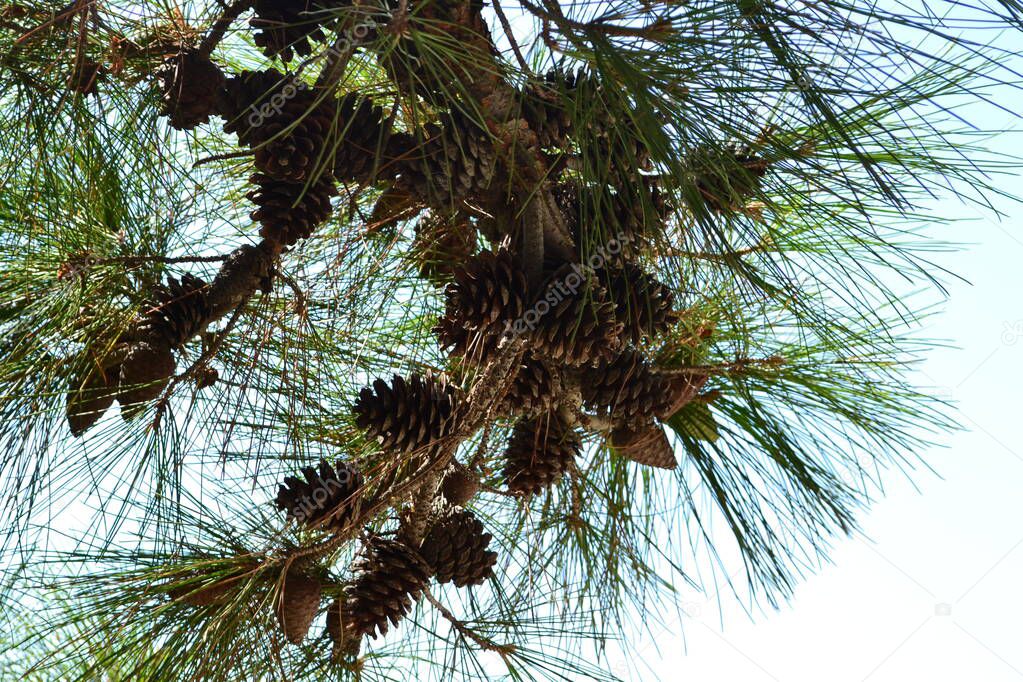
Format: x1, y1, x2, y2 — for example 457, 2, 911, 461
0, 0, 1018, 679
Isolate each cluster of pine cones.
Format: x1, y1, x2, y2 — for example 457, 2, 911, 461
256, 454, 496, 655
84, 0, 773, 660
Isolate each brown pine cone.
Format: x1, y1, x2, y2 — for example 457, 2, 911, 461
248, 172, 338, 246
500, 355, 561, 417
598, 263, 678, 344
117, 340, 176, 420
137, 274, 211, 348
156, 49, 226, 130
66, 353, 121, 436
338, 537, 432, 640
440, 461, 479, 506
502, 411, 581, 497
276, 569, 322, 643
528, 264, 624, 366
275, 459, 363, 531
352, 372, 461, 455
608, 421, 677, 469
419, 506, 497, 587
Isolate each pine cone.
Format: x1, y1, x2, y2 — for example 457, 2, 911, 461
248, 172, 338, 246
581, 348, 686, 421
691, 143, 769, 213
412, 211, 476, 285
222, 71, 338, 183
276, 459, 363, 531
353, 372, 460, 455
169, 567, 253, 607
251, 0, 348, 63
500, 355, 560, 417
519, 68, 584, 149
598, 263, 677, 344
436, 247, 527, 346
554, 180, 668, 261
440, 461, 479, 506
118, 340, 176, 419
338, 537, 432, 639
608, 421, 677, 469
333, 93, 393, 183
66, 355, 121, 436
251, 91, 338, 183
433, 314, 503, 363
399, 110, 496, 204
529, 265, 624, 366
138, 274, 211, 348
156, 49, 226, 130
70, 59, 104, 96
419, 506, 497, 587
503, 412, 581, 496
219, 69, 291, 130
276, 569, 322, 644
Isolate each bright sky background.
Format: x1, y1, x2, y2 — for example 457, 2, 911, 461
598, 47, 1023, 682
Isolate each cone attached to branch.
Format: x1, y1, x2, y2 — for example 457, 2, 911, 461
251, 0, 348, 63
412, 211, 476, 285
353, 372, 460, 455
248, 172, 338, 246
608, 421, 677, 469
275, 459, 363, 531
581, 348, 699, 421
399, 110, 497, 205
554, 180, 667, 261
440, 461, 479, 506
66, 351, 123, 436
436, 247, 526, 348
117, 340, 176, 419
138, 274, 212, 348
500, 355, 561, 417
599, 263, 677, 344
519, 68, 585, 150
332, 93, 394, 183
419, 506, 497, 587
222, 70, 338, 183
503, 411, 581, 497
529, 264, 624, 366
337, 537, 432, 640
276, 568, 322, 644
156, 49, 226, 130
169, 565, 256, 608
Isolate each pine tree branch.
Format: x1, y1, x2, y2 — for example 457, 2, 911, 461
424, 588, 515, 656
199, 0, 254, 57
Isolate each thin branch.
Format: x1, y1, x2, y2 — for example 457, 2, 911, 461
199, 0, 254, 57
424, 588, 516, 656
491, 0, 531, 74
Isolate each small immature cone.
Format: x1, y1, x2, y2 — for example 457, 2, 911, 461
440, 461, 479, 506
326, 597, 362, 660
609, 422, 677, 469
276, 569, 322, 644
